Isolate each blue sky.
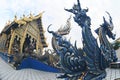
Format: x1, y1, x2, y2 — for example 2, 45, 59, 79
0, 0, 120, 48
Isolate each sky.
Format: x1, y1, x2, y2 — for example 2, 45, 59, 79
0, 0, 120, 48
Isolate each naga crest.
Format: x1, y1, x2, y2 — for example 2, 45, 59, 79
48, 16, 72, 52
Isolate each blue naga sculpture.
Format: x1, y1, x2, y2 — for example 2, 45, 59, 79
48, 0, 118, 80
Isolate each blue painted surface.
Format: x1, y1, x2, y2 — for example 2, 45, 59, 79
17, 57, 60, 73
0, 52, 60, 73
0, 52, 9, 62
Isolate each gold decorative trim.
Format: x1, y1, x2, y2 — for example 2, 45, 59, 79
8, 29, 16, 54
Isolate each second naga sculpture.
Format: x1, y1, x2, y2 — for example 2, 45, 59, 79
48, 0, 118, 80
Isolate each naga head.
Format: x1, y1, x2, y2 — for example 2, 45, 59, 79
101, 12, 115, 39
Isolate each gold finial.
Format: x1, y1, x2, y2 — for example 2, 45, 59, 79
15, 15, 17, 18
22, 13, 32, 22
7, 20, 11, 25
23, 14, 25, 18
14, 14, 27, 26
14, 15, 17, 21
30, 12, 33, 18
